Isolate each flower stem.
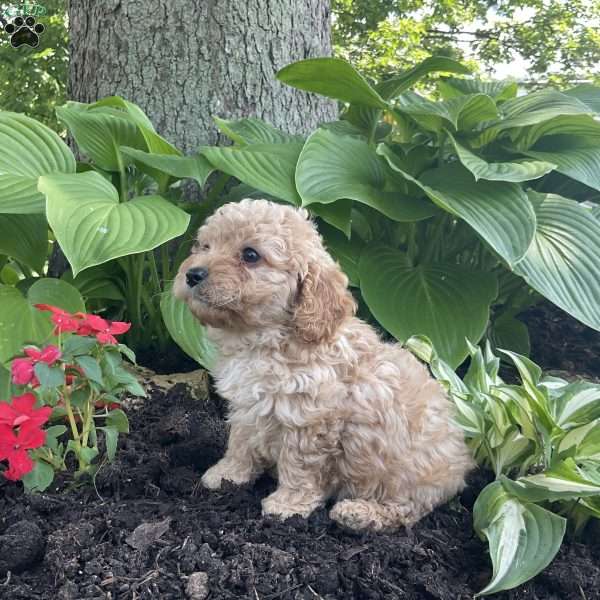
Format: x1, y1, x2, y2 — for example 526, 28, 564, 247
64, 388, 81, 452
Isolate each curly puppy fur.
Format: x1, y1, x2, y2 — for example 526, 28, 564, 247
174, 199, 474, 531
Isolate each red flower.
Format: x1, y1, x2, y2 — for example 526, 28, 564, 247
24, 345, 61, 365
11, 358, 36, 386
11, 345, 61, 386
34, 304, 80, 334
0, 394, 51, 429
0, 422, 46, 481
79, 314, 131, 345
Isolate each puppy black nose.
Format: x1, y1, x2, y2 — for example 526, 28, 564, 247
186, 267, 208, 287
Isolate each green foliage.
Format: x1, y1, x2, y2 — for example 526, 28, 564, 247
0, 1, 68, 130
197, 56, 600, 368
406, 335, 600, 595
0, 97, 220, 367
332, 0, 600, 86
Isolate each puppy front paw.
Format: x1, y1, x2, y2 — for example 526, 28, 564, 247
201, 459, 253, 490
262, 489, 323, 520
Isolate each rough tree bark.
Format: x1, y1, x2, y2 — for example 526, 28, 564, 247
68, 0, 337, 153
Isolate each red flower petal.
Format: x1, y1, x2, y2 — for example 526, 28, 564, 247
16, 422, 46, 450
11, 358, 34, 385
39, 345, 61, 365
23, 346, 42, 361
11, 393, 37, 414
0, 403, 17, 427
34, 304, 71, 316
4, 449, 34, 480
108, 321, 131, 335
83, 314, 110, 332
96, 332, 118, 345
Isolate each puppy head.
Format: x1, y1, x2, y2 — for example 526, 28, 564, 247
174, 199, 355, 343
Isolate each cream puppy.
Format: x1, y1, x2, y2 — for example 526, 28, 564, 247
174, 199, 473, 531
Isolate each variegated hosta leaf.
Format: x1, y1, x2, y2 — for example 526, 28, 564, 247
550, 381, 600, 430
558, 421, 600, 460
499, 349, 555, 433
501, 458, 600, 503
404, 334, 469, 395
490, 428, 532, 476
473, 481, 565, 597
0, 112, 76, 214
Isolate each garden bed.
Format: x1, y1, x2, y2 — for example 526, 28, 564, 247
2, 363, 600, 600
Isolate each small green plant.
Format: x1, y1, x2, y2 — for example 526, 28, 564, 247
197, 56, 600, 369
1, 303, 142, 491
406, 335, 600, 595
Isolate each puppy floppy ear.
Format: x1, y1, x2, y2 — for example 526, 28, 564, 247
293, 262, 356, 344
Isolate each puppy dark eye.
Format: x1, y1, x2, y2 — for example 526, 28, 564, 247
242, 247, 261, 263
193, 242, 209, 253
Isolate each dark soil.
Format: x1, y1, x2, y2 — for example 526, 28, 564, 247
521, 301, 600, 380
2, 380, 600, 600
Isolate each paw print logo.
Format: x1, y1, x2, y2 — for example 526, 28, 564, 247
4, 15, 45, 48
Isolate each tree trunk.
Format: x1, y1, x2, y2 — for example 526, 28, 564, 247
68, 0, 336, 153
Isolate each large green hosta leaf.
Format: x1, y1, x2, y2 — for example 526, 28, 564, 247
0, 112, 75, 214
376, 57, 471, 100
474, 90, 594, 147
473, 481, 565, 596
524, 137, 600, 192
39, 172, 190, 276
0, 214, 48, 272
394, 91, 498, 133
214, 117, 302, 145
513, 192, 600, 332
277, 57, 387, 108
296, 130, 438, 222
447, 132, 555, 183
438, 77, 517, 102
120, 147, 215, 188
57, 103, 147, 172
379, 148, 536, 266
202, 142, 303, 205
160, 284, 217, 370
564, 84, 600, 113
0, 278, 85, 364
359, 245, 497, 367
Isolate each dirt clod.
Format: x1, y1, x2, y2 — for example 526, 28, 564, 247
185, 571, 210, 600
0, 521, 45, 575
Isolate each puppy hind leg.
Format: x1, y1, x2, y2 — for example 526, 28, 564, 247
329, 498, 423, 532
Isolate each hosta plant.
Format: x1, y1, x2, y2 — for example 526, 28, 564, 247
0, 99, 217, 365
0, 304, 143, 491
406, 335, 600, 596
196, 56, 600, 368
